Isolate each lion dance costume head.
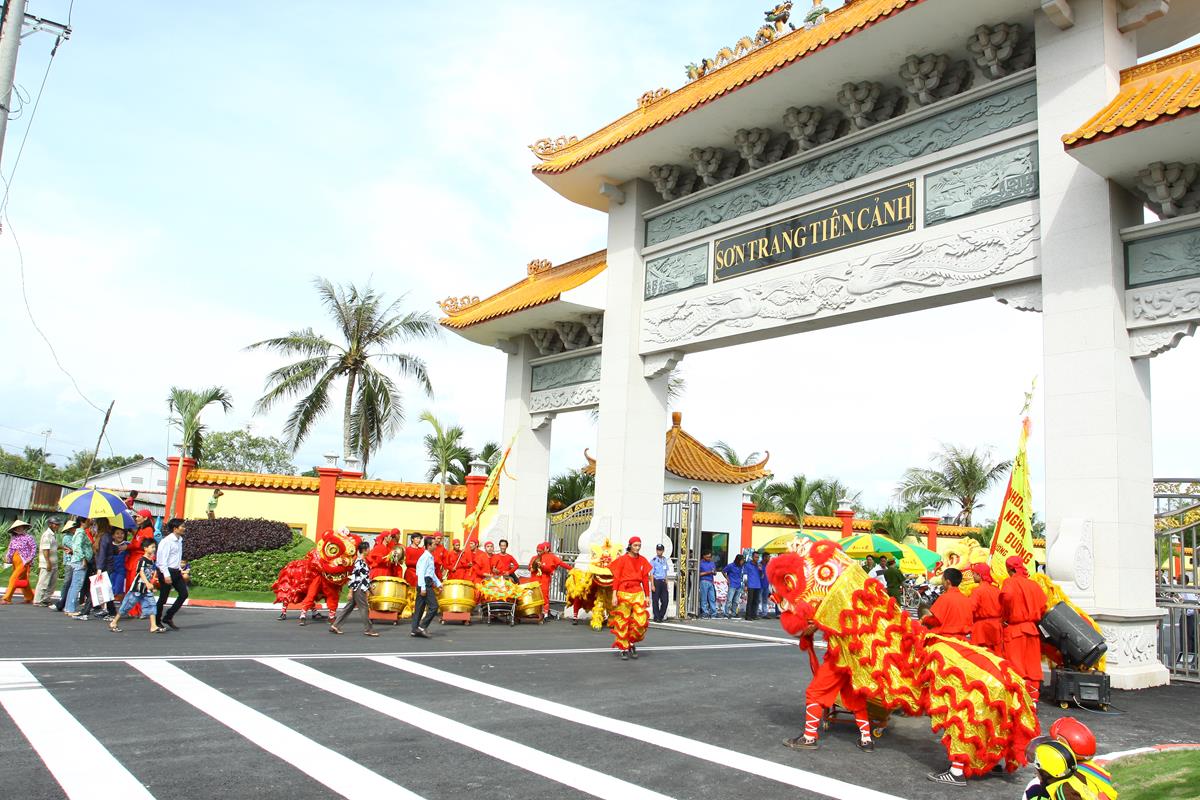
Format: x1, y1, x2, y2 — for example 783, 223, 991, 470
564, 537, 623, 630
271, 528, 361, 607
767, 538, 1038, 777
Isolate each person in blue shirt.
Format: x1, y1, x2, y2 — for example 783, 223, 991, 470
744, 551, 764, 620
723, 554, 745, 618
649, 544, 671, 622
410, 536, 443, 639
698, 552, 717, 618
759, 553, 775, 618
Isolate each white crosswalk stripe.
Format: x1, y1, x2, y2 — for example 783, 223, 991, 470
0, 661, 155, 800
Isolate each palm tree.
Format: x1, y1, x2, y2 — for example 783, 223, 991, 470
873, 506, 920, 543
445, 441, 502, 485
809, 479, 861, 517
421, 411, 469, 536
548, 469, 595, 509
708, 440, 765, 467
165, 386, 233, 515
748, 477, 778, 512
248, 279, 437, 470
896, 444, 1012, 527
766, 474, 826, 523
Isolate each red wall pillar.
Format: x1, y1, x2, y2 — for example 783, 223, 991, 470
316, 467, 342, 534
165, 456, 196, 518
464, 472, 487, 540
740, 492, 755, 551
919, 512, 940, 552
834, 508, 855, 539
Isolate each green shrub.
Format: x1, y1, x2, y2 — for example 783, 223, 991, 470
188, 533, 313, 592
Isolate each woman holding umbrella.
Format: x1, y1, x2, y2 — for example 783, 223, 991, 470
2, 520, 37, 604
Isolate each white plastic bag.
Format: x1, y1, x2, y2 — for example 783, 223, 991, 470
89, 571, 114, 605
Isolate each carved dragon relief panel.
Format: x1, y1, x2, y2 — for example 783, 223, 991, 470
529, 382, 600, 413
645, 244, 709, 300
641, 214, 1039, 350
530, 353, 602, 392
644, 81, 1037, 247
1129, 275, 1200, 324
1126, 226, 1200, 288
925, 143, 1039, 225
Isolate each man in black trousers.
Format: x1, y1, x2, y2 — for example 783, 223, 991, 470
650, 544, 671, 623
410, 536, 442, 638
155, 518, 189, 631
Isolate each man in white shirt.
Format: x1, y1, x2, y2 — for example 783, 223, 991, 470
155, 518, 188, 631
410, 536, 443, 639
33, 518, 61, 605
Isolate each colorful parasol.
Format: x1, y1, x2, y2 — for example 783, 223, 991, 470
894, 541, 942, 575
840, 533, 905, 559
761, 530, 837, 554
58, 488, 136, 529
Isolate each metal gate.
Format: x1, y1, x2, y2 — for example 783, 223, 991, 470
662, 488, 702, 620
546, 497, 593, 602
1154, 479, 1200, 681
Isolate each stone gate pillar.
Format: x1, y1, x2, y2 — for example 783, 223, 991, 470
1035, 0, 1167, 687
581, 179, 670, 561
494, 335, 553, 561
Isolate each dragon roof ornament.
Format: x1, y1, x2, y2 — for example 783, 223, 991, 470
685, 2, 796, 83
526, 258, 554, 276
437, 295, 480, 315
528, 135, 579, 161
638, 88, 671, 109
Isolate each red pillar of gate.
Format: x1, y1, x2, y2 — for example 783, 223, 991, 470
316, 467, 342, 534
464, 472, 487, 541
165, 456, 196, 518
920, 512, 940, 552
834, 507, 855, 539
740, 493, 756, 550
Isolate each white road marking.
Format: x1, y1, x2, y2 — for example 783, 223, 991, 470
0, 661, 155, 799
259, 657, 676, 800
4, 641, 779, 665
372, 655, 904, 800
129, 659, 425, 800
650, 620, 804, 645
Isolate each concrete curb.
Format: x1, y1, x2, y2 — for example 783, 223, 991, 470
184, 599, 277, 610
1095, 743, 1200, 766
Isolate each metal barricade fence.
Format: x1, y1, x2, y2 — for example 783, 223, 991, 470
1152, 481, 1200, 681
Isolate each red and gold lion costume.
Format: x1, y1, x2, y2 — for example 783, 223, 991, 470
272, 528, 360, 615
767, 539, 1039, 777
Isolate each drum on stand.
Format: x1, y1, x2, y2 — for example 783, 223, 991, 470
368, 577, 412, 613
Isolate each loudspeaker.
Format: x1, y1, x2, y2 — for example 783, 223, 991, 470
1039, 602, 1107, 669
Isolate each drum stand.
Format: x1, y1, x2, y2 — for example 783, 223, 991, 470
368, 609, 401, 625
440, 610, 472, 625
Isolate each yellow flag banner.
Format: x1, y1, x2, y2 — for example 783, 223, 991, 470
460, 435, 515, 545
989, 416, 1036, 580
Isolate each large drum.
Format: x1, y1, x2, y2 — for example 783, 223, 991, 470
515, 582, 545, 618
368, 577, 412, 613
438, 580, 478, 614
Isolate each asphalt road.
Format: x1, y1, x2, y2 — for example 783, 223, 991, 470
3, 603, 1198, 800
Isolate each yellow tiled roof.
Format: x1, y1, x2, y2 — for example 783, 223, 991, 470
582, 411, 772, 485
187, 469, 320, 492
336, 478, 472, 501
531, 0, 922, 174
753, 511, 874, 532
439, 250, 606, 329
1063, 43, 1200, 147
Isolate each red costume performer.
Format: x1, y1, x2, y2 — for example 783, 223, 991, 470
432, 538, 449, 580
124, 511, 156, 591
968, 563, 1003, 657
447, 540, 474, 581
796, 625, 874, 750
1000, 556, 1047, 701
608, 537, 652, 658
271, 529, 359, 624
469, 542, 490, 583
530, 542, 570, 615
492, 549, 518, 580
366, 530, 401, 579
923, 585, 973, 641
403, 535, 423, 587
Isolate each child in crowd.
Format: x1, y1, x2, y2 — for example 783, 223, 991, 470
108, 529, 128, 603
1024, 717, 1116, 800
110, 542, 161, 633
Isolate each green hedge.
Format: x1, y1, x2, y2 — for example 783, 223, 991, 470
188, 533, 314, 592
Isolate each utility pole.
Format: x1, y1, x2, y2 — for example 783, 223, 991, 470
0, 1, 70, 174
36, 426, 50, 480
80, 401, 113, 487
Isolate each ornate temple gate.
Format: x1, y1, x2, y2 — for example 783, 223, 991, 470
662, 489, 702, 620
546, 498, 593, 602
1154, 480, 1200, 682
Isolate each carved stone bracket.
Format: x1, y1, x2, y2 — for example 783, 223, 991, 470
1135, 162, 1200, 219
1129, 321, 1197, 359
1130, 277, 1200, 322
836, 81, 907, 132
554, 321, 592, 350
1042, 0, 1074, 29
734, 127, 790, 170
993, 279, 1043, 312
529, 412, 556, 431
689, 147, 741, 187
898, 54, 973, 106
580, 312, 604, 345
494, 338, 519, 356
649, 164, 699, 201
782, 106, 847, 152
529, 328, 564, 356
967, 24, 1035, 81
529, 382, 600, 413
1118, 0, 1169, 33
643, 350, 685, 379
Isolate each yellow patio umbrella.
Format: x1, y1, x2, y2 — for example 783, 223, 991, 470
840, 533, 904, 559
894, 541, 942, 575
761, 530, 837, 554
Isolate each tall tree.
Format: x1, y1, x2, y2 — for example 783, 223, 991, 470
896, 444, 1011, 526
873, 506, 920, 543
548, 469, 595, 509
420, 411, 469, 536
166, 386, 233, 514
445, 440, 502, 485
809, 479, 861, 517
766, 474, 826, 522
248, 279, 437, 469
708, 440, 765, 467
198, 429, 297, 474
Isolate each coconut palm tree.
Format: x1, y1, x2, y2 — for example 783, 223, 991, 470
548, 469, 595, 509
444, 441, 502, 485
896, 444, 1012, 526
766, 474, 826, 523
809, 479, 861, 517
873, 506, 920, 543
748, 478, 778, 512
708, 440, 765, 467
248, 279, 437, 470
165, 386, 233, 515
420, 411, 469, 536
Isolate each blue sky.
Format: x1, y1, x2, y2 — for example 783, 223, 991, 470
1, 2, 1196, 523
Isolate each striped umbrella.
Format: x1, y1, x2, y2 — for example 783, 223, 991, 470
840, 533, 905, 559
761, 530, 837, 554
895, 541, 942, 575
58, 488, 136, 529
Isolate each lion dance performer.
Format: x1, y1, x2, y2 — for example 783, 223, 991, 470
608, 536, 652, 660
365, 529, 402, 579
1001, 555, 1048, 702
564, 537, 621, 628
272, 529, 359, 624
529, 542, 571, 617
767, 539, 1038, 787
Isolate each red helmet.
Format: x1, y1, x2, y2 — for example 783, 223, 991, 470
1049, 716, 1096, 758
